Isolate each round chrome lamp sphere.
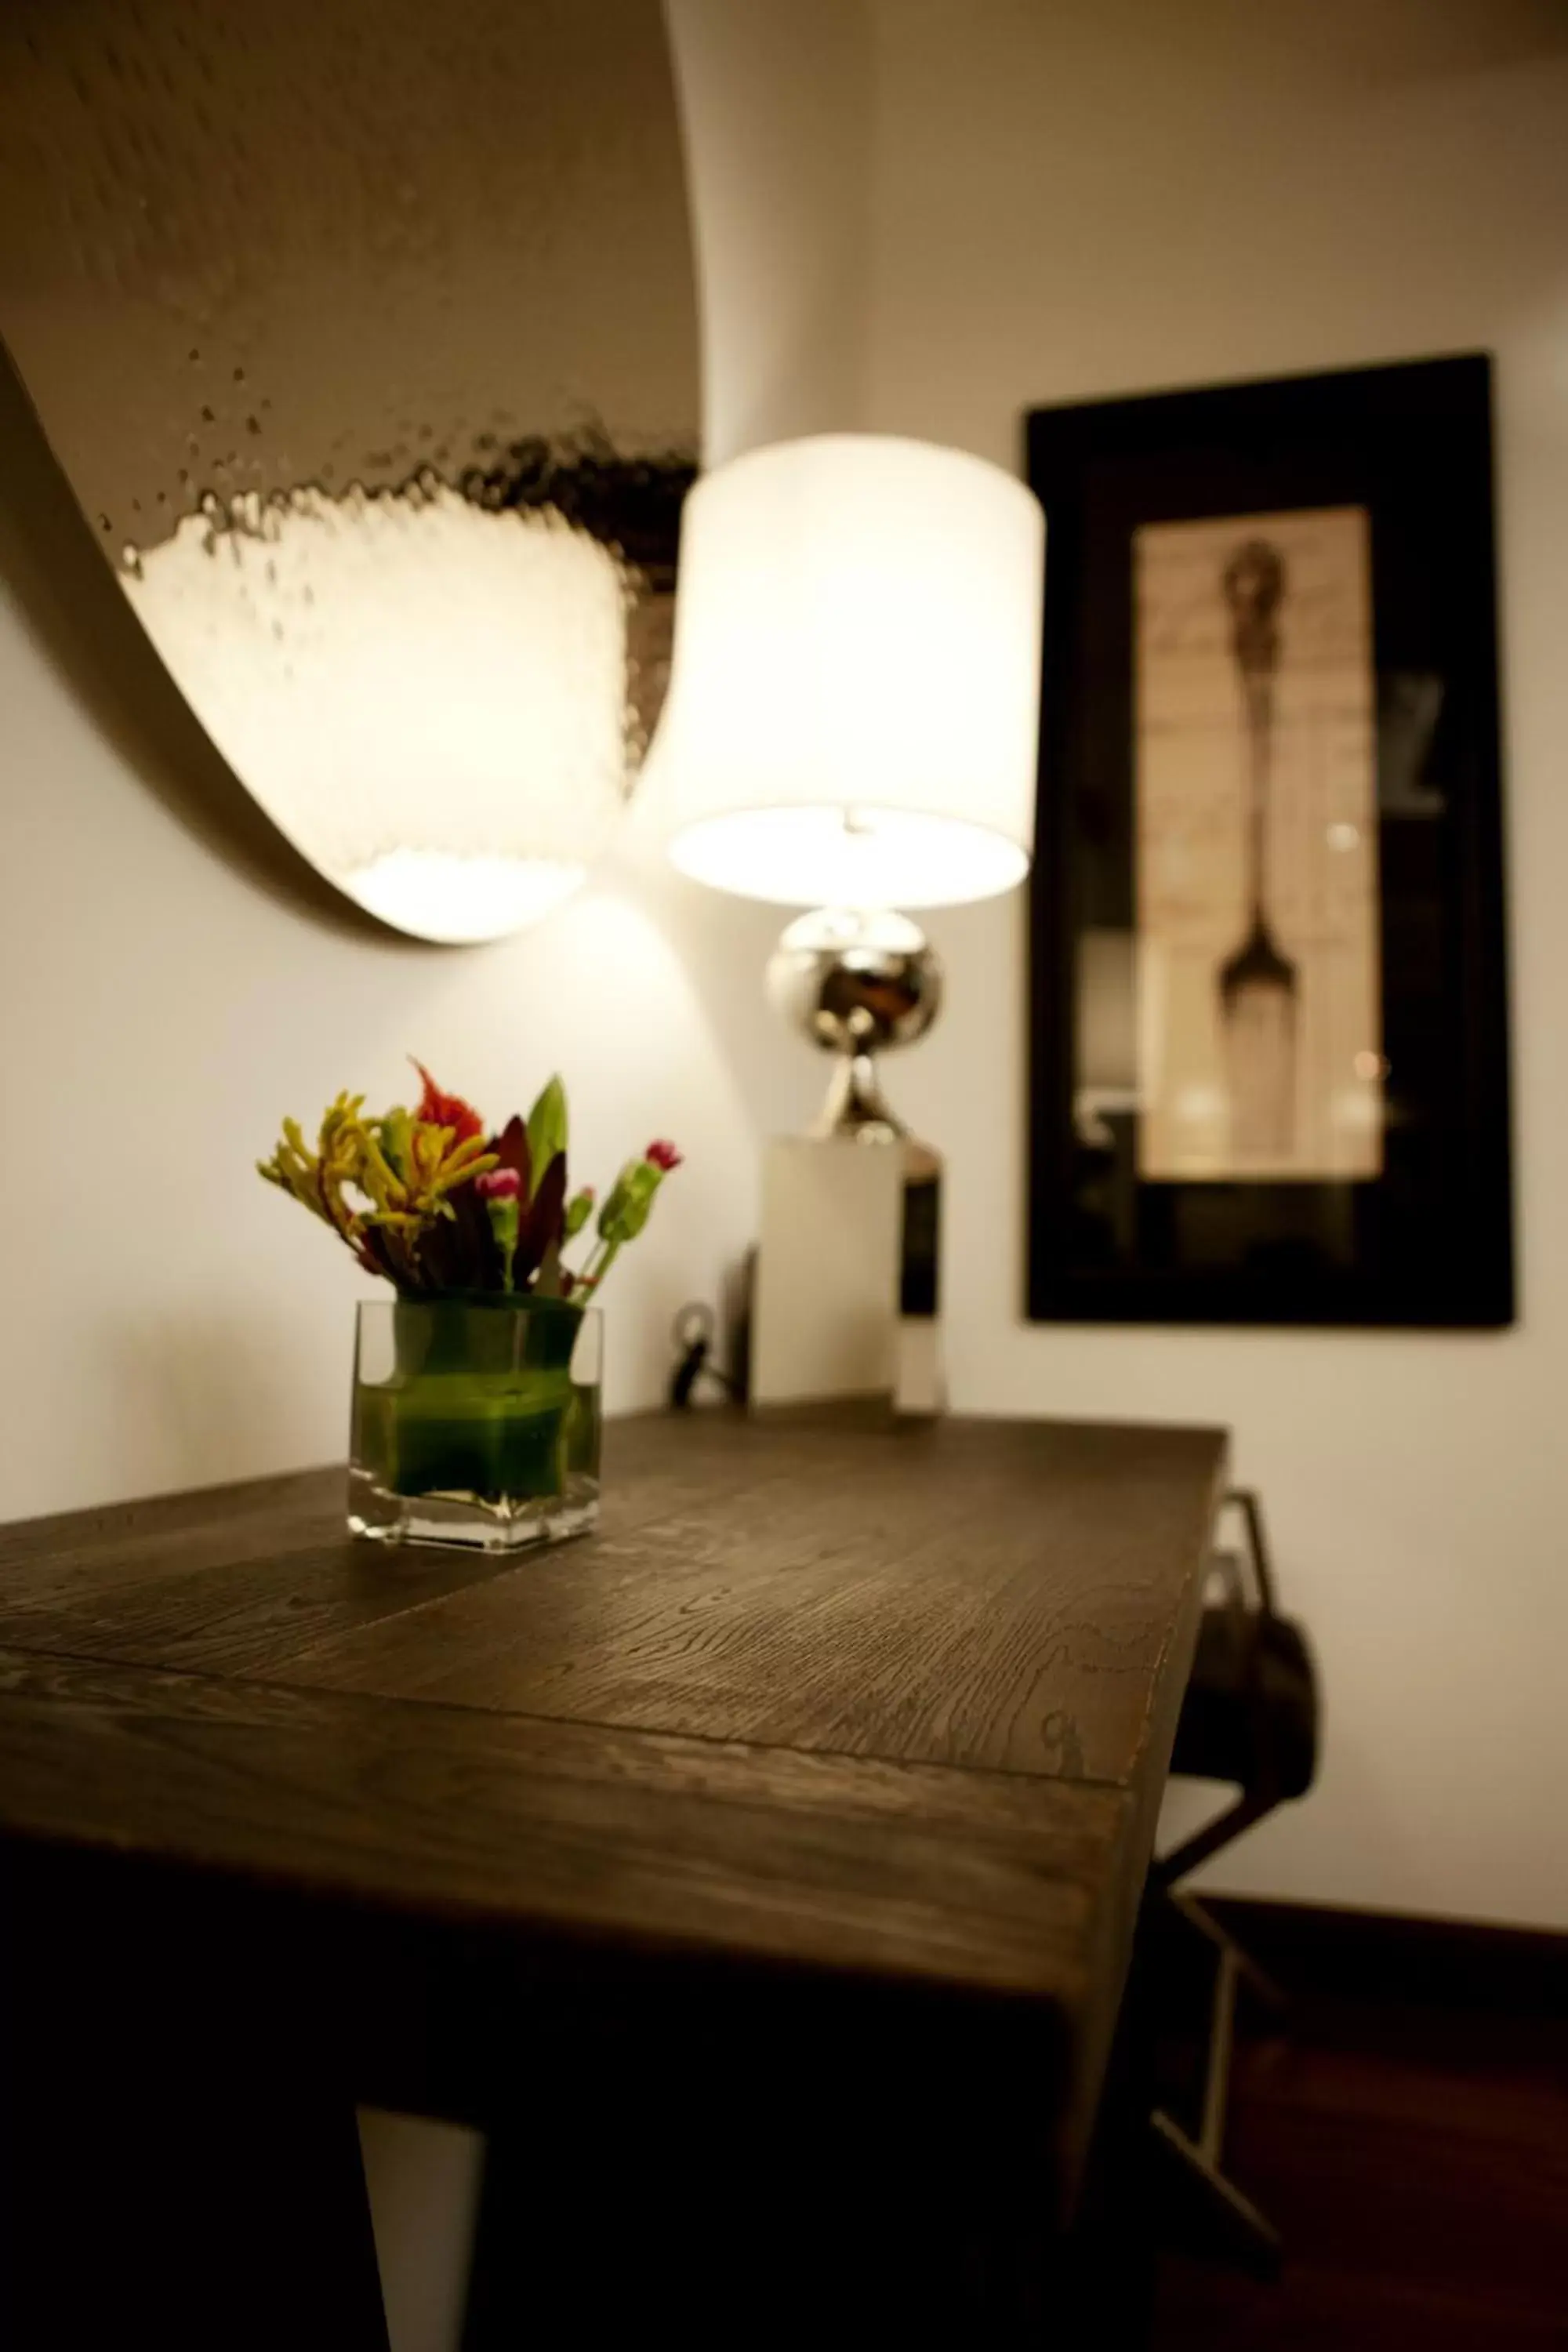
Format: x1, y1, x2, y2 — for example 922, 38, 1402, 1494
766, 909, 944, 1140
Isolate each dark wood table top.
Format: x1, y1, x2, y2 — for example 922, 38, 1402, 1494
0, 1410, 1225, 2204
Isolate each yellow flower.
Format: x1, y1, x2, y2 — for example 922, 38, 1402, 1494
258, 1094, 497, 1276
256, 1093, 368, 1242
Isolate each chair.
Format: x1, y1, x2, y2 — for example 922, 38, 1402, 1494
1149, 1487, 1320, 2276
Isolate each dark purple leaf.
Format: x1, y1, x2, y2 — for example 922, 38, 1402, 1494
416, 1178, 499, 1290
356, 1226, 401, 1285
512, 1150, 567, 1289
488, 1116, 534, 1205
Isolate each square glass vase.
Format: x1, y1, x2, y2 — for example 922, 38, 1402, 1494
349, 1294, 602, 1552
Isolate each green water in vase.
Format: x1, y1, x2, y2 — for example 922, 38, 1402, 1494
350, 1295, 601, 1549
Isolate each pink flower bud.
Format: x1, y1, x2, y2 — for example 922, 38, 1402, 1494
474, 1167, 521, 1200
645, 1140, 683, 1172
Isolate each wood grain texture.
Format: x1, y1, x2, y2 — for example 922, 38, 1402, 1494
0, 1465, 520, 1675
0, 1416, 1225, 1784
0, 1409, 1225, 2246
287, 1417, 1222, 1785
0, 1644, 1134, 2005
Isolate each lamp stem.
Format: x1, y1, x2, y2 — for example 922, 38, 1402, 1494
811, 1047, 909, 1143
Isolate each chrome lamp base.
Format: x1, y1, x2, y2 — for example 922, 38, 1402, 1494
764, 907, 944, 1140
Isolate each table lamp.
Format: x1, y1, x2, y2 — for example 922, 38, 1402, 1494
650, 433, 1045, 1413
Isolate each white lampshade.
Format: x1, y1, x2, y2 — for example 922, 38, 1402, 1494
648, 434, 1045, 909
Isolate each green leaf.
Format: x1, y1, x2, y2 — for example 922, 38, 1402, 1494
378, 1105, 414, 1182
525, 1075, 568, 1184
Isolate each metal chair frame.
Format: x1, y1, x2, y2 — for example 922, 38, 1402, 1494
1149, 1487, 1312, 2279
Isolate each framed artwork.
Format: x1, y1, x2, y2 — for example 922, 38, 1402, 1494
1026, 354, 1513, 1327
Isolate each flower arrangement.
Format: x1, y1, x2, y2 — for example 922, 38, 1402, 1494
259, 1062, 681, 1302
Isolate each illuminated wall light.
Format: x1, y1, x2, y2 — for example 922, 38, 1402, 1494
0, 0, 699, 942
124, 479, 633, 944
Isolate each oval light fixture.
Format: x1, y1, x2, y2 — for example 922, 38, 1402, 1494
0, 0, 699, 942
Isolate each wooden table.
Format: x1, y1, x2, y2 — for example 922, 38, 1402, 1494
0, 1411, 1225, 2346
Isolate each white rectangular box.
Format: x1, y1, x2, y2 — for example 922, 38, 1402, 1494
751, 1138, 904, 1410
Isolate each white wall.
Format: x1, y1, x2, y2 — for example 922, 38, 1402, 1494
669, 0, 873, 463
866, 0, 1568, 1931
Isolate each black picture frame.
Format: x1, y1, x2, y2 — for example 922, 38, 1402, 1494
1026, 354, 1513, 1328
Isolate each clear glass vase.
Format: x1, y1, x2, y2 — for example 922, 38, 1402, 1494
348, 1295, 602, 1552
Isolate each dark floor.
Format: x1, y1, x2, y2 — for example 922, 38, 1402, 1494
1151, 1952, 1568, 2348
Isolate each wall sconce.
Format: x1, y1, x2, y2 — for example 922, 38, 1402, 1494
124, 476, 657, 945
0, 0, 698, 943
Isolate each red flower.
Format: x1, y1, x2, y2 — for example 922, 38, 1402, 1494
411, 1059, 483, 1144
474, 1167, 521, 1201
646, 1139, 683, 1172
